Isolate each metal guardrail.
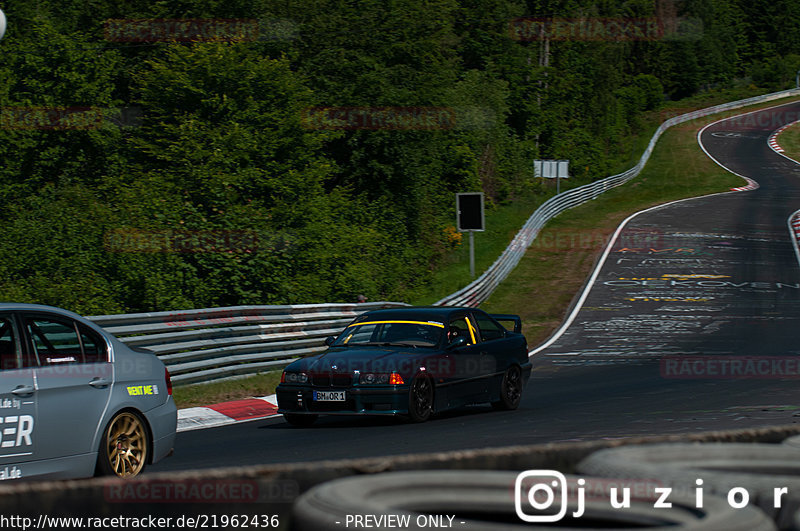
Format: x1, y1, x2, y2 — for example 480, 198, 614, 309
435, 87, 800, 307
87, 302, 408, 385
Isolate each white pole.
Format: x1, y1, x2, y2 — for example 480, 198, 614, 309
0, 9, 6, 42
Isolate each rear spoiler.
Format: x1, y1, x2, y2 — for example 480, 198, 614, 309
490, 314, 522, 334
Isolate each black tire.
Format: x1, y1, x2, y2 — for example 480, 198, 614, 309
492, 365, 523, 410
578, 442, 800, 529
284, 413, 318, 427
96, 410, 149, 478
407, 374, 433, 423
291, 470, 776, 531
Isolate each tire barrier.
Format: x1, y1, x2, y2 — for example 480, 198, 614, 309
291, 470, 777, 530
0, 425, 798, 526
578, 443, 800, 529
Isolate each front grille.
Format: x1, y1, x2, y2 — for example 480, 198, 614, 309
331, 374, 352, 386
311, 373, 352, 387
311, 374, 329, 387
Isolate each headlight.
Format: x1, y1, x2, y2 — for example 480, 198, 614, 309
282, 371, 309, 384
359, 372, 403, 385
360, 373, 388, 385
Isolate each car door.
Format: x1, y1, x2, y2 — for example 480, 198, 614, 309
0, 313, 36, 476
443, 314, 489, 406
21, 313, 113, 463
471, 311, 508, 395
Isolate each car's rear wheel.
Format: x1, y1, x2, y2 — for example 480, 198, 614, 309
284, 413, 318, 427
491, 365, 522, 410
96, 411, 149, 478
407, 374, 433, 422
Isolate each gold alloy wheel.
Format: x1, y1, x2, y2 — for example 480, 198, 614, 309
105, 412, 148, 477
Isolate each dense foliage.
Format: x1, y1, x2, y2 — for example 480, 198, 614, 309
0, 0, 798, 313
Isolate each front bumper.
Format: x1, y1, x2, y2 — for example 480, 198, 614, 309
277, 385, 410, 416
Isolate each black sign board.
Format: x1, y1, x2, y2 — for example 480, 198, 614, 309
457, 193, 485, 232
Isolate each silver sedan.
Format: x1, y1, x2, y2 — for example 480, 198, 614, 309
0, 303, 176, 479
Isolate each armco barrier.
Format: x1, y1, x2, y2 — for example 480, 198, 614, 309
436, 87, 800, 307
87, 302, 408, 385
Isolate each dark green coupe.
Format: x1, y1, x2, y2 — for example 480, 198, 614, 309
277, 307, 530, 425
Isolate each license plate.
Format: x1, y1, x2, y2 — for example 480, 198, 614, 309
313, 390, 346, 401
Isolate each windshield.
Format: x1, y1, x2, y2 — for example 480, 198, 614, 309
334, 320, 444, 348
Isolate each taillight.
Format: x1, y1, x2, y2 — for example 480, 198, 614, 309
165, 368, 173, 396
280, 371, 286, 383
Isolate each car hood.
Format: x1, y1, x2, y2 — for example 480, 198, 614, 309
288, 346, 435, 375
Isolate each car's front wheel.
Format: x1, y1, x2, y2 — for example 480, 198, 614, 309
407, 374, 433, 422
96, 411, 149, 478
491, 365, 522, 411
284, 413, 318, 427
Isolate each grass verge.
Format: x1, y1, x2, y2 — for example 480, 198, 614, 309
776, 121, 800, 161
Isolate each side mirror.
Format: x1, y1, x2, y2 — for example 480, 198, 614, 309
324, 336, 337, 347
447, 336, 467, 350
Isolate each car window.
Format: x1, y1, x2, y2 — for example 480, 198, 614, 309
447, 316, 477, 345
23, 316, 108, 366
79, 325, 108, 363
0, 316, 19, 370
26, 318, 82, 365
474, 313, 505, 341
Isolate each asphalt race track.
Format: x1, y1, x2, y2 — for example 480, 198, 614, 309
150, 101, 800, 473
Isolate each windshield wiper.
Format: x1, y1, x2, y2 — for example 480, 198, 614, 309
341, 341, 385, 347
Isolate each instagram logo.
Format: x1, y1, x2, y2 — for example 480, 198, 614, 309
515, 470, 570, 523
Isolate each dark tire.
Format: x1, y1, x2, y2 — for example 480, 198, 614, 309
96, 411, 149, 478
291, 470, 776, 531
492, 365, 523, 410
407, 374, 433, 423
578, 442, 800, 529
284, 413, 318, 427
